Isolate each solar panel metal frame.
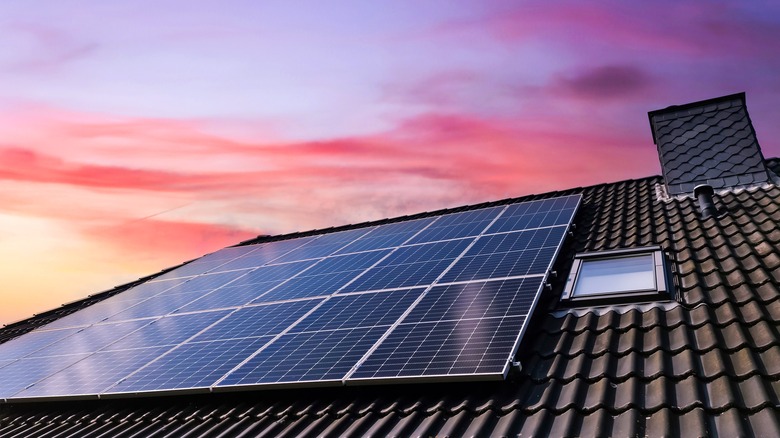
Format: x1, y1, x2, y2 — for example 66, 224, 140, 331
0, 195, 580, 402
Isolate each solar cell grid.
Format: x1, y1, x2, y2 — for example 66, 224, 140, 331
148, 245, 265, 282
38, 296, 150, 330
335, 218, 434, 254
155, 271, 251, 296
116, 279, 189, 301
26, 320, 151, 357
487, 195, 579, 234
300, 250, 390, 276
350, 316, 523, 379
341, 239, 472, 292
193, 300, 320, 342
227, 259, 318, 285
108, 337, 271, 393
102, 311, 228, 351
218, 326, 388, 386
15, 347, 170, 398
340, 259, 453, 292
270, 228, 374, 264
0, 354, 90, 397
440, 245, 558, 283
251, 271, 360, 302
106, 292, 205, 322
406, 206, 503, 244
289, 289, 424, 333
402, 279, 538, 323
174, 281, 285, 313
210, 238, 316, 271
0, 328, 81, 360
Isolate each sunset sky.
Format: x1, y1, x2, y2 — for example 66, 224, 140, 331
2, 0, 780, 324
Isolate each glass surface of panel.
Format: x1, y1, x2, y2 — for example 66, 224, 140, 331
15, 347, 170, 398
406, 207, 503, 244
105, 292, 205, 322
340, 260, 453, 292
270, 229, 373, 264
573, 254, 656, 296
402, 279, 541, 323
289, 289, 424, 333
27, 320, 151, 357
335, 218, 434, 254
440, 246, 557, 283
219, 326, 388, 386
250, 272, 357, 302
155, 271, 252, 296
102, 311, 228, 351
0, 328, 81, 360
340, 239, 472, 292
351, 316, 523, 379
108, 337, 271, 393
192, 300, 321, 342
301, 250, 390, 277
486, 195, 580, 234
175, 281, 285, 313
0, 354, 90, 398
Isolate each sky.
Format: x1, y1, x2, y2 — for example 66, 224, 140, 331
1, 0, 779, 324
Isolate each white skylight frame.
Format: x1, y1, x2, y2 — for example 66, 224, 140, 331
561, 246, 670, 303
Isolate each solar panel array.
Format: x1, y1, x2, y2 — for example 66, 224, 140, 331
0, 195, 580, 401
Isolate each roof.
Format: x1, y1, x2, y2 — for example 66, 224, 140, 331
1, 137, 779, 436
649, 92, 773, 195
0, 94, 780, 437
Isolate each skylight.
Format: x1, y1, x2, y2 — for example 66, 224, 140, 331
562, 246, 671, 303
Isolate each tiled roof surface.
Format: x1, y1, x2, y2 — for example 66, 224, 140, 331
651, 93, 772, 195
1, 160, 779, 437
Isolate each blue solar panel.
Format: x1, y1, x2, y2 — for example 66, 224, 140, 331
0, 328, 81, 360
175, 281, 285, 313
439, 228, 567, 283
192, 300, 320, 342
335, 218, 434, 254
151, 244, 269, 281
206, 239, 317, 273
0, 354, 91, 398
0, 194, 580, 400
26, 320, 152, 357
102, 311, 229, 351
402, 278, 540, 323
40, 295, 150, 330
218, 326, 388, 386
270, 228, 374, 263
105, 292, 205, 322
107, 337, 271, 393
289, 289, 423, 333
406, 206, 504, 244
350, 316, 524, 379
341, 239, 472, 292
486, 195, 579, 234
14, 347, 170, 398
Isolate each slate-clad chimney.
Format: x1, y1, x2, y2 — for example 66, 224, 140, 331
648, 92, 772, 196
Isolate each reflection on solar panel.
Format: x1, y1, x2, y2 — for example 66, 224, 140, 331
0, 194, 579, 401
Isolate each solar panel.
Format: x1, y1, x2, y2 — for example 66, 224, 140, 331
0, 194, 580, 401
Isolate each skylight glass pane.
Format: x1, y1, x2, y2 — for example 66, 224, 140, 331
573, 254, 655, 296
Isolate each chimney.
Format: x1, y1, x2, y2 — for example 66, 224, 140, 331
648, 92, 772, 196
